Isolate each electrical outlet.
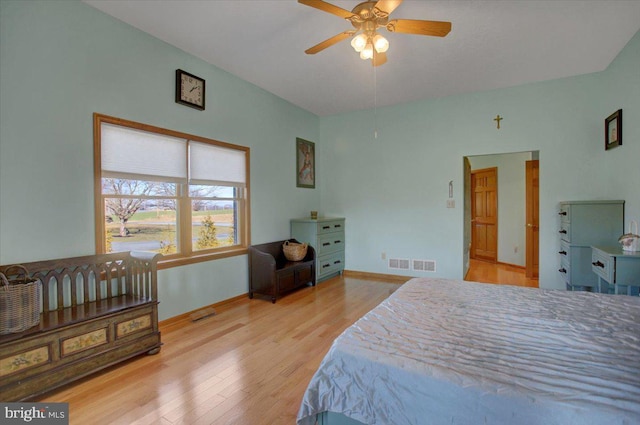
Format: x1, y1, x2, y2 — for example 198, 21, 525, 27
514, 246, 518, 253
381, 252, 386, 260
446, 199, 455, 208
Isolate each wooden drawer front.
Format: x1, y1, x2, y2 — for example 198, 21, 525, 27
559, 204, 570, 223
559, 257, 570, 284
317, 220, 344, 235
591, 249, 613, 282
1, 344, 51, 378
559, 240, 570, 259
559, 222, 571, 242
318, 252, 345, 278
318, 232, 345, 256
116, 314, 152, 339
61, 327, 108, 357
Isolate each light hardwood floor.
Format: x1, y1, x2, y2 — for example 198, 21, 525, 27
465, 259, 538, 288
39, 276, 402, 425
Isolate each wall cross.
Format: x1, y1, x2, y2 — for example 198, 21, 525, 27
494, 115, 503, 129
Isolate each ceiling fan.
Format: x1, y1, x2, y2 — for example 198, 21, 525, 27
299, 0, 451, 66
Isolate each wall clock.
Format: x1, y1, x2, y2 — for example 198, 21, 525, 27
175, 69, 205, 110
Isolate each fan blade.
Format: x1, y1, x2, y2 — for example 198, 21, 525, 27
305, 31, 355, 54
374, 0, 403, 15
298, 0, 354, 19
372, 50, 387, 67
387, 19, 451, 37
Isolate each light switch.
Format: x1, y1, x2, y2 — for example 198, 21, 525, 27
446, 199, 455, 208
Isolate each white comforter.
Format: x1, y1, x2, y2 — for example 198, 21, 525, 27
297, 278, 640, 425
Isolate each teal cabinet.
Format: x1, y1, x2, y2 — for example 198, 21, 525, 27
558, 201, 624, 291
291, 217, 345, 282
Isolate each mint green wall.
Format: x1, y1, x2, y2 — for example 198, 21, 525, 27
597, 30, 640, 237
1, 0, 637, 318
468, 151, 533, 267
0, 1, 319, 319
320, 30, 639, 290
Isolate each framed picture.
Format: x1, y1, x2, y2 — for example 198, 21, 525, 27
605, 109, 622, 150
296, 138, 315, 188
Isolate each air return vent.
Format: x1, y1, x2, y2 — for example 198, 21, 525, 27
388, 258, 410, 270
413, 259, 436, 272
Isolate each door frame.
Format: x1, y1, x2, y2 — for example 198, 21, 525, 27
463, 151, 540, 279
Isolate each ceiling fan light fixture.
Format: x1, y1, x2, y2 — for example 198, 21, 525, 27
373, 34, 389, 53
360, 42, 374, 60
299, 0, 452, 66
351, 33, 367, 52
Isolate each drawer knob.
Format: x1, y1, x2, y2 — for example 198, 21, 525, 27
592, 261, 605, 268
559, 250, 567, 255
559, 268, 567, 274
322, 264, 330, 269
322, 226, 330, 230
559, 230, 567, 234
334, 240, 341, 244
559, 211, 567, 216
323, 242, 330, 246
334, 260, 341, 264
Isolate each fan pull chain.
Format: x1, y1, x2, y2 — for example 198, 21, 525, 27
374, 64, 378, 139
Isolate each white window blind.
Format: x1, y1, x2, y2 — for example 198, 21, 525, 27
189, 141, 246, 187
101, 123, 187, 182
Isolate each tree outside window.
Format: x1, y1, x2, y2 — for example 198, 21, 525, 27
95, 113, 249, 266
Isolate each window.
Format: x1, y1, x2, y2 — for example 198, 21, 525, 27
94, 113, 250, 267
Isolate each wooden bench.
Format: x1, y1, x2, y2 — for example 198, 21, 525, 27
0, 251, 161, 401
249, 239, 316, 303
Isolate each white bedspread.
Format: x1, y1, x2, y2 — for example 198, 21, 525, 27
297, 278, 640, 425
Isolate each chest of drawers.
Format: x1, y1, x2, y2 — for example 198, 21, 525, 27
291, 217, 345, 282
558, 200, 624, 291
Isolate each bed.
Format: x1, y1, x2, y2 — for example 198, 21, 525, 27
297, 278, 640, 425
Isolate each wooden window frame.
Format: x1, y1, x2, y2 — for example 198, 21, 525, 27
94, 113, 250, 269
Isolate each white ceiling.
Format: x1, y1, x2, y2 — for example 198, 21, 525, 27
84, 0, 640, 117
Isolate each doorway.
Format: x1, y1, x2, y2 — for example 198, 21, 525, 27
463, 151, 539, 285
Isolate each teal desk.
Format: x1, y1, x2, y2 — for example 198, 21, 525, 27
591, 246, 640, 295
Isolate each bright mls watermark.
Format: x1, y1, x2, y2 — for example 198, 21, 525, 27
1, 403, 68, 424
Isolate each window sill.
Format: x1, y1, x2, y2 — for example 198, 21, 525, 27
157, 247, 248, 270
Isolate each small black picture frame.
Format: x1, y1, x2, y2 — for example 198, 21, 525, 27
296, 138, 315, 189
605, 109, 622, 150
